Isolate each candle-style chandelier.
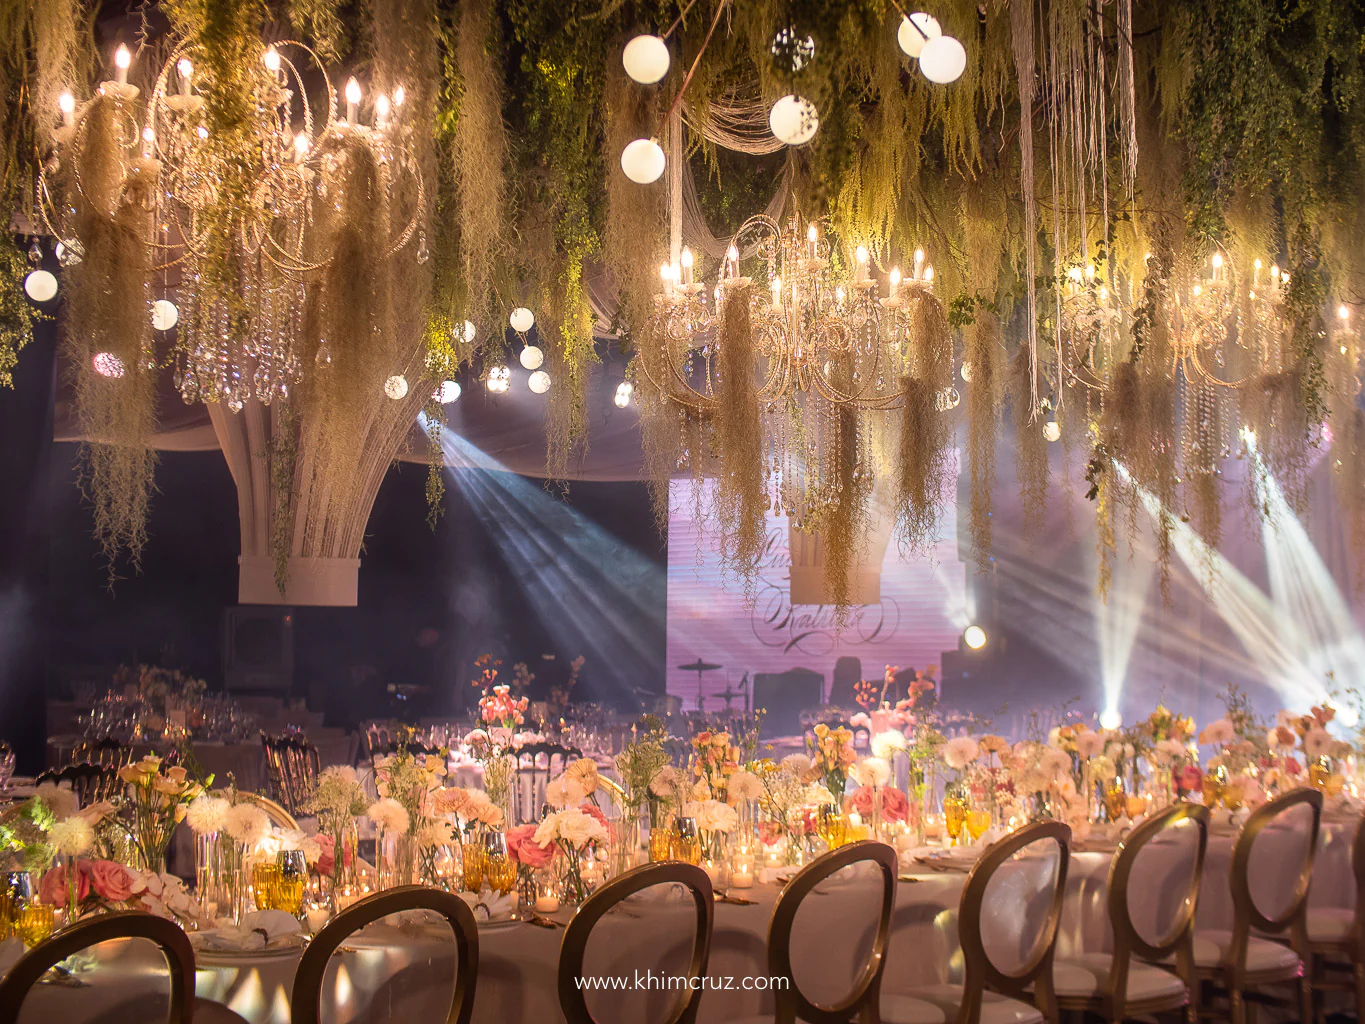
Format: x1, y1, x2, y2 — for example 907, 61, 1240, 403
637, 211, 954, 528
36, 39, 425, 410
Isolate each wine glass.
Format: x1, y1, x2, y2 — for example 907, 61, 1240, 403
817, 804, 847, 850
275, 850, 307, 917
0, 743, 14, 792
483, 831, 516, 895
965, 808, 992, 845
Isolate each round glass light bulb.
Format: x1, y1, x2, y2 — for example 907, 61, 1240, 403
960, 360, 974, 383
151, 298, 179, 331
519, 344, 544, 370
509, 306, 535, 333
59, 91, 76, 114
622, 35, 670, 84
23, 269, 57, 302
461, 320, 477, 344
963, 625, 987, 650
384, 374, 409, 400
264, 47, 281, 72
1043, 420, 1061, 443
919, 35, 967, 84
768, 95, 819, 146
435, 380, 462, 404
345, 78, 362, 105
528, 369, 552, 394
897, 13, 942, 58
621, 138, 666, 184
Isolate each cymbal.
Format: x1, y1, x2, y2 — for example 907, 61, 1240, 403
676, 659, 723, 673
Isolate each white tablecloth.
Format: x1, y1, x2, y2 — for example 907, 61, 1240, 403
12, 818, 1359, 1024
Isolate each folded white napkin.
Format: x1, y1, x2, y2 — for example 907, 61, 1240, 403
458, 890, 515, 921
190, 910, 303, 952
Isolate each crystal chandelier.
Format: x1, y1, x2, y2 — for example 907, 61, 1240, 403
37, 39, 425, 410
638, 212, 952, 527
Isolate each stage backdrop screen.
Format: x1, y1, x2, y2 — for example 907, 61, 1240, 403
666, 479, 968, 723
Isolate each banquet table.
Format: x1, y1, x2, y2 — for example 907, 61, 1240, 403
11, 816, 1359, 1024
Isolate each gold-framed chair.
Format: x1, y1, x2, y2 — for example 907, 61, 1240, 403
0, 911, 195, 1024
1303, 809, 1365, 1023
557, 861, 715, 1024
290, 884, 479, 1024
1053, 803, 1209, 1024
260, 731, 321, 815
70, 737, 134, 770
731, 839, 899, 1024
884, 820, 1072, 1024
1191, 787, 1322, 1024
33, 761, 122, 807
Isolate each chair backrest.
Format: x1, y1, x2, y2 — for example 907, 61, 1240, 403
957, 820, 1071, 1023
34, 762, 121, 807
767, 839, 898, 1024
558, 862, 715, 1024
260, 732, 322, 814
514, 743, 583, 822
0, 911, 195, 1024
70, 737, 133, 770
291, 885, 479, 1024
1229, 787, 1322, 938
1108, 802, 1210, 961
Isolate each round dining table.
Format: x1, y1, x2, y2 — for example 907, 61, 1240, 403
10, 815, 1359, 1024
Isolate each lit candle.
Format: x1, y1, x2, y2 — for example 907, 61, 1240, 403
534, 893, 559, 913
855, 245, 869, 284
889, 267, 901, 300
176, 59, 192, 96
114, 45, 130, 87
726, 244, 739, 279
59, 91, 75, 127
306, 907, 330, 934
835, 285, 845, 306
345, 77, 361, 124
660, 262, 673, 297
681, 246, 694, 287
263, 46, 281, 80
807, 223, 818, 260
771, 275, 782, 305
1210, 251, 1223, 282
393, 86, 405, 109
293, 132, 310, 162
732, 847, 755, 888
914, 247, 925, 278
923, 265, 934, 284
1253, 258, 1262, 287
375, 93, 390, 128
141, 126, 154, 158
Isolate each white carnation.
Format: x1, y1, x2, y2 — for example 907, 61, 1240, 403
943, 736, 981, 771
694, 799, 737, 834
850, 757, 891, 789
725, 770, 764, 804
870, 730, 907, 761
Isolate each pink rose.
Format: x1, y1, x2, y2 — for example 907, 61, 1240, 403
843, 788, 874, 818
506, 824, 555, 869
1284, 756, 1303, 777
315, 833, 336, 877
40, 862, 90, 906
881, 787, 909, 824
85, 860, 135, 903
1178, 765, 1203, 794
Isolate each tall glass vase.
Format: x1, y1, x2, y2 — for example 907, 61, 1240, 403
379, 830, 417, 889
612, 807, 642, 879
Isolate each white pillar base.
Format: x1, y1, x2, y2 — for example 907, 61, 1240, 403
238, 555, 361, 606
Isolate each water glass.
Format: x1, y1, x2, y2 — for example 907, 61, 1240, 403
483, 831, 515, 895
672, 816, 700, 866
275, 850, 307, 916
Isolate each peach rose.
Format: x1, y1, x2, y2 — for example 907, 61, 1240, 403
86, 860, 135, 903
40, 862, 90, 906
506, 823, 555, 868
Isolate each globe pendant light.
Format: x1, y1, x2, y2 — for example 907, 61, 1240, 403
151, 298, 179, 331
621, 137, 666, 184
23, 269, 58, 302
528, 369, 551, 394
519, 344, 544, 370
897, 13, 941, 58
509, 307, 535, 334
919, 35, 967, 84
622, 35, 670, 84
768, 95, 819, 146
384, 374, 410, 400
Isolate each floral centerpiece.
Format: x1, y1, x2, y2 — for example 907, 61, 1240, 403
467, 682, 528, 819
302, 765, 368, 893
118, 756, 206, 873
532, 807, 608, 906
753, 755, 812, 866
369, 749, 447, 887
691, 730, 740, 800
803, 723, 856, 802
